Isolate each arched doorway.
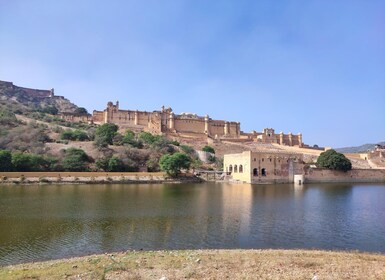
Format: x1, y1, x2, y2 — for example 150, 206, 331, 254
262, 168, 267, 176
253, 168, 258, 176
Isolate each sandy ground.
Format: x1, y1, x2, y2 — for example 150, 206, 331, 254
1, 249, 385, 279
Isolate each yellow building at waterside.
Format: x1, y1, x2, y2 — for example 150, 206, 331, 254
223, 151, 304, 184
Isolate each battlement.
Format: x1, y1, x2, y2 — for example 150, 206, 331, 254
92, 101, 303, 147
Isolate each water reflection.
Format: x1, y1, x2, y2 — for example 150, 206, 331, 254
1, 183, 385, 265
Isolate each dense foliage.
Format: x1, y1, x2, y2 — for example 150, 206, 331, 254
61, 148, 90, 171
0, 150, 57, 171
60, 129, 89, 141
317, 149, 352, 172
159, 152, 191, 177
0, 150, 13, 171
94, 123, 119, 148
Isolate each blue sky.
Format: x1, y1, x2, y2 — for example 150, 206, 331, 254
0, 0, 384, 148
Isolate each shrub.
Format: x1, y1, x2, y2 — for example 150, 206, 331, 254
138, 132, 157, 144
61, 148, 90, 171
60, 129, 89, 141
180, 145, 195, 155
202, 145, 215, 154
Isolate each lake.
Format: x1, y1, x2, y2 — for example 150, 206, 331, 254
1, 182, 385, 265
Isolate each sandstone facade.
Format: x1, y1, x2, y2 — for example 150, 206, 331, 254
223, 151, 304, 183
92, 101, 303, 146
93, 101, 241, 137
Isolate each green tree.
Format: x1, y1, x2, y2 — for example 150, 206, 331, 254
12, 153, 32, 171
107, 156, 126, 172
317, 149, 352, 172
0, 150, 13, 171
62, 148, 89, 171
94, 123, 118, 148
123, 129, 135, 140
11, 153, 48, 171
73, 130, 89, 141
138, 132, 157, 144
60, 130, 74, 140
74, 107, 88, 115
202, 145, 215, 154
61, 129, 88, 141
95, 157, 109, 171
159, 152, 191, 177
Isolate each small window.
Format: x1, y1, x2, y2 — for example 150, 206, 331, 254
262, 158, 264, 162
229, 165, 233, 173
269, 158, 272, 162
234, 165, 238, 173
253, 158, 256, 162
239, 165, 243, 173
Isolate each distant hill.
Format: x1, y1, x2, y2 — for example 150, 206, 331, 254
0, 80, 79, 114
336, 142, 385, 154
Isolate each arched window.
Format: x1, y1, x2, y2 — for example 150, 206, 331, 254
262, 168, 267, 176
234, 165, 238, 173
253, 168, 258, 176
239, 165, 243, 173
229, 165, 233, 173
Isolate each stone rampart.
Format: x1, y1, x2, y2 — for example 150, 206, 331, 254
305, 168, 385, 183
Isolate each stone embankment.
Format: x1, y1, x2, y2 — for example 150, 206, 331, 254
0, 172, 201, 184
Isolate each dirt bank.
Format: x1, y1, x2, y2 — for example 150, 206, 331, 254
1, 249, 385, 279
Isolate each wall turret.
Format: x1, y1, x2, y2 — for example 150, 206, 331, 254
204, 115, 210, 135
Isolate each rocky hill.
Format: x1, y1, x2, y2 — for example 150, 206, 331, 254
336, 142, 385, 153
0, 80, 79, 114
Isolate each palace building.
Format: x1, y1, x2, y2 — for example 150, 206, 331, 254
91, 101, 304, 147
223, 151, 304, 184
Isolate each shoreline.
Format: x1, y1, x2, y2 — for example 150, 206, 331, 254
0, 172, 203, 185
1, 249, 385, 279
1, 171, 385, 185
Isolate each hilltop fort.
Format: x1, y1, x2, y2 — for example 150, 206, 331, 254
1, 80, 304, 147
91, 101, 304, 147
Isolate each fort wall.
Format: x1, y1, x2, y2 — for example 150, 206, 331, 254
305, 168, 385, 183
91, 101, 303, 146
174, 118, 205, 134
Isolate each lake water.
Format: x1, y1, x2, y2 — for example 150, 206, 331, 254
1, 182, 385, 265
